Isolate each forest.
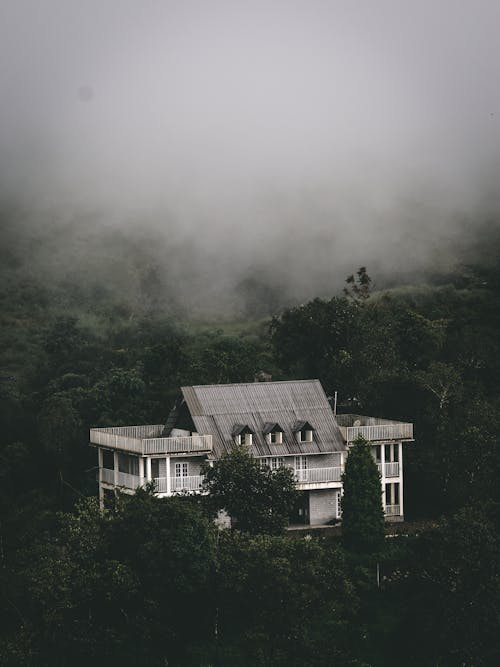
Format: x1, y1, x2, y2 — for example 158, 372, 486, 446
1, 215, 500, 666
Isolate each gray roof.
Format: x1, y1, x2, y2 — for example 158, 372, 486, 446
181, 380, 346, 457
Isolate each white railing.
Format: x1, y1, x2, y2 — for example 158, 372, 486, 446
143, 435, 211, 455
170, 475, 204, 491
100, 468, 115, 484
341, 423, 413, 442
385, 504, 401, 516
294, 467, 343, 484
385, 462, 400, 477
116, 472, 146, 489
376, 462, 400, 477
90, 427, 212, 455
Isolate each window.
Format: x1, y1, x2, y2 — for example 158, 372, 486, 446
118, 453, 139, 475
269, 457, 285, 470
175, 462, 188, 478
374, 445, 381, 463
295, 456, 308, 481
151, 459, 160, 479
299, 429, 313, 442
270, 430, 283, 444
394, 482, 400, 505
385, 483, 391, 506
237, 432, 253, 446
102, 450, 114, 470
393, 444, 400, 463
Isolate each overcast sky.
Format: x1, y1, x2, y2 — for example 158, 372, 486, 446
1, 1, 500, 305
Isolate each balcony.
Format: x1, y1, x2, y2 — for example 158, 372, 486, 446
376, 462, 400, 477
337, 415, 413, 443
100, 468, 204, 494
385, 504, 401, 516
294, 466, 343, 485
90, 425, 212, 455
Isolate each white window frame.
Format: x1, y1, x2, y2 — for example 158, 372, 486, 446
175, 462, 188, 478
298, 429, 313, 442
294, 455, 308, 482
269, 430, 283, 444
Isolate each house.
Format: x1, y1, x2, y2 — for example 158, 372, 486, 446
90, 379, 414, 525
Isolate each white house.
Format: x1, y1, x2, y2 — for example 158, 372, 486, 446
90, 379, 414, 525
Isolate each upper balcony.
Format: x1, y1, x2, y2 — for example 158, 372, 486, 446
90, 425, 213, 456
337, 414, 413, 443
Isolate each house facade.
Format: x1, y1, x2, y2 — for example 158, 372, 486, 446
90, 380, 414, 525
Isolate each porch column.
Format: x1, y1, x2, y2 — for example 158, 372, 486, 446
146, 457, 152, 481
380, 442, 386, 483
97, 448, 104, 508
399, 443, 404, 517
166, 456, 171, 495
139, 457, 145, 484
113, 451, 119, 486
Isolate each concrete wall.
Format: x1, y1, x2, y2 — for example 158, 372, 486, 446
309, 489, 340, 525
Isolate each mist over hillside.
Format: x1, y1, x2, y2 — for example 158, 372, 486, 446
1, 1, 500, 316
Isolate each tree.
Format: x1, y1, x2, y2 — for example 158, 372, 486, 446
344, 267, 372, 301
202, 446, 298, 535
341, 436, 385, 554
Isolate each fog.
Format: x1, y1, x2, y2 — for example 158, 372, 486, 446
1, 1, 500, 315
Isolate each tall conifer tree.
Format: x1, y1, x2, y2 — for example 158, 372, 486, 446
341, 436, 385, 554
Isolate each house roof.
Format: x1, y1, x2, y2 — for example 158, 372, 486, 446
181, 380, 346, 457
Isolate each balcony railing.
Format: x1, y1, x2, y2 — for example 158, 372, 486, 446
385, 504, 401, 516
376, 462, 400, 477
294, 466, 343, 484
340, 423, 413, 443
90, 426, 212, 455
100, 470, 204, 493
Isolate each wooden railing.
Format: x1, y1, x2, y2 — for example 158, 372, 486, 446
385, 504, 401, 516
294, 467, 343, 484
341, 423, 413, 442
90, 427, 212, 455
170, 475, 204, 492
376, 462, 400, 477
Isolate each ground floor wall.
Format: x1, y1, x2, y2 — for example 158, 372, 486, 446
309, 488, 341, 525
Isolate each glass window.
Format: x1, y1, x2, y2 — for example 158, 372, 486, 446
151, 459, 160, 479
384, 444, 391, 462
102, 450, 114, 470
299, 429, 313, 442
393, 444, 400, 463
270, 431, 282, 444
175, 462, 188, 477
385, 483, 391, 505
118, 453, 139, 475
394, 483, 400, 505
374, 445, 381, 462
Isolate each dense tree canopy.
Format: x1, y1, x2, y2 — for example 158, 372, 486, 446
202, 446, 298, 534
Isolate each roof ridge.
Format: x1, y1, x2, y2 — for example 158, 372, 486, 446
182, 379, 320, 390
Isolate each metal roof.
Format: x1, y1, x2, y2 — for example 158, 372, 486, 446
181, 380, 346, 458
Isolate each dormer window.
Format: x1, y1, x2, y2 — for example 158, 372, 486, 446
237, 432, 253, 446
293, 421, 315, 443
269, 430, 283, 444
263, 422, 284, 445
232, 424, 253, 446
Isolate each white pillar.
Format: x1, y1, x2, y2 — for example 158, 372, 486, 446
399, 442, 404, 517
97, 448, 104, 507
146, 457, 152, 481
139, 457, 145, 484
166, 456, 171, 495
113, 451, 119, 486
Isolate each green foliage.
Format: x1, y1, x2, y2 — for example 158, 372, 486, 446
216, 531, 360, 666
202, 446, 298, 534
395, 507, 500, 666
341, 437, 385, 555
